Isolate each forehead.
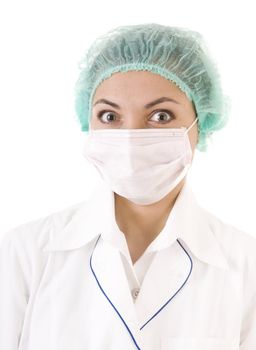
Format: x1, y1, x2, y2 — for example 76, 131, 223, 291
92, 70, 188, 102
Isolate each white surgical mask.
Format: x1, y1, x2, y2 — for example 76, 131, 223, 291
82, 117, 198, 205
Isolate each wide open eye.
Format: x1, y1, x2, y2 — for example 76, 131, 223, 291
149, 110, 175, 123
97, 111, 118, 123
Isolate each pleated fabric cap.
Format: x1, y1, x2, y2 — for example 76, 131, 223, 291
74, 23, 231, 151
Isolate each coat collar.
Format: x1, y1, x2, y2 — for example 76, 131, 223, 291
42, 180, 229, 271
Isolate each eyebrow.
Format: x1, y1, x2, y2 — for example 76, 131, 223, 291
93, 96, 181, 109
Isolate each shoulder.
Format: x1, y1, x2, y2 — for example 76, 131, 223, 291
0, 200, 89, 299
200, 206, 256, 268
0, 200, 88, 255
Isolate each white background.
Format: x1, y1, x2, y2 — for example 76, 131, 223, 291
0, 0, 255, 239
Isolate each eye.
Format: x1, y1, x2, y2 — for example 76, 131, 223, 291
96, 110, 118, 124
149, 110, 174, 123
96, 109, 175, 124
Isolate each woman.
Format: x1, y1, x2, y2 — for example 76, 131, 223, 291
0, 23, 255, 350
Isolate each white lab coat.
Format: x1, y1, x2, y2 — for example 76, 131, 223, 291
0, 180, 256, 350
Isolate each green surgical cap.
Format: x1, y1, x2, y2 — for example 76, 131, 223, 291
74, 23, 231, 151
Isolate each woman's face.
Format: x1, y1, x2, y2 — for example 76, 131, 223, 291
90, 70, 199, 153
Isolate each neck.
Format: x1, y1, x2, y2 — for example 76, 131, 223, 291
114, 178, 186, 243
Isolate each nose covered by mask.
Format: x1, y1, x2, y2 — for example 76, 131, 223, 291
82, 117, 198, 205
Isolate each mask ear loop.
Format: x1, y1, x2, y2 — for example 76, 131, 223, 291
186, 117, 198, 134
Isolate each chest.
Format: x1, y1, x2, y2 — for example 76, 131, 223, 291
18, 242, 242, 350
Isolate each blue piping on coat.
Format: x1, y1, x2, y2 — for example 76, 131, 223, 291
90, 234, 193, 350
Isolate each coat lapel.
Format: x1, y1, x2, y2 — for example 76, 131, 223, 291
89, 234, 141, 334
89, 232, 193, 332
134, 240, 193, 329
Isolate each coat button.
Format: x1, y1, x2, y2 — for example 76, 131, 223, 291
131, 288, 140, 299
